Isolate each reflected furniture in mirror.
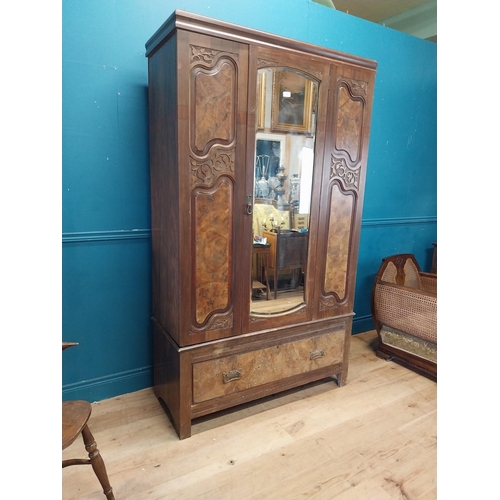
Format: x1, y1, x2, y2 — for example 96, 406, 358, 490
146, 10, 376, 439
371, 254, 437, 380
252, 199, 291, 236
251, 242, 271, 300
263, 230, 308, 300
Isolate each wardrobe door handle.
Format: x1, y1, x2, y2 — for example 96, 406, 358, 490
223, 369, 242, 384
246, 195, 253, 215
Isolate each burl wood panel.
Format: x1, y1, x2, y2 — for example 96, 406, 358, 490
335, 83, 364, 163
192, 330, 345, 403
324, 183, 354, 300
193, 178, 233, 325
192, 54, 236, 155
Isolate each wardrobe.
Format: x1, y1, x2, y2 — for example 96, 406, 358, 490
145, 10, 377, 439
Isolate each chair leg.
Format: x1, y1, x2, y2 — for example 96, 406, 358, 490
81, 424, 115, 500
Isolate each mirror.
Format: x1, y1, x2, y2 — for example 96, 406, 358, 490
251, 67, 318, 315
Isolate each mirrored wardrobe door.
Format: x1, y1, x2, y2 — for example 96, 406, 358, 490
247, 49, 331, 327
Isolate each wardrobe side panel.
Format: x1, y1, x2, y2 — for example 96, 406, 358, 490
148, 35, 181, 342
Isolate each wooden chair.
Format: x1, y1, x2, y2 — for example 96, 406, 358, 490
371, 254, 437, 380
62, 342, 115, 499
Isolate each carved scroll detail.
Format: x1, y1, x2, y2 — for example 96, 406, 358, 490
337, 76, 367, 96
206, 312, 234, 331
191, 45, 238, 64
319, 295, 348, 311
319, 295, 337, 311
307, 68, 322, 80
190, 148, 235, 188
330, 154, 360, 191
257, 58, 280, 67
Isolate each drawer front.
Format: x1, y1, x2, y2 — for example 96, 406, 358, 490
192, 329, 345, 404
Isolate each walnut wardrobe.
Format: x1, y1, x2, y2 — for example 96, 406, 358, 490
145, 10, 377, 439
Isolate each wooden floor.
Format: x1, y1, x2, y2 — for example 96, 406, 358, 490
62, 331, 437, 499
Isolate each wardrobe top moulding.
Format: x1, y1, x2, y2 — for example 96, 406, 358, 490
145, 9, 377, 71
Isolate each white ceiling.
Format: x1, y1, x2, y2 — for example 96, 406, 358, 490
313, 0, 437, 42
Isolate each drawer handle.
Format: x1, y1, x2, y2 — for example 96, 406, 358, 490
223, 369, 242, 384
310, 349, 325, 360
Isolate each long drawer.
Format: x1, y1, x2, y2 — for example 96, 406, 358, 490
192, 329, 345, 404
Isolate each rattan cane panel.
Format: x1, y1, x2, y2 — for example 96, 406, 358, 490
403, 259, 421, 289
421, 275, 437, 294
381, 261, 397, 284
374, 284, 436, 344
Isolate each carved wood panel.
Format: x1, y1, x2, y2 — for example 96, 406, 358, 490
332, 77, 367, 185
335, 82, 364, 163
190, 46, 238, 155
319, 75, 369, 312
189, 42, 240, 332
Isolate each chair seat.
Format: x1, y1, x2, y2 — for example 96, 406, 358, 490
62, 400, 92, 450
62, 342, 115, 499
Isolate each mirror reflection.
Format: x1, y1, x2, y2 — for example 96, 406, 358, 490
251, 68, 318, 315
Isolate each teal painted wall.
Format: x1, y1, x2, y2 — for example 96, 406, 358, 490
62, 0, 436, 401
